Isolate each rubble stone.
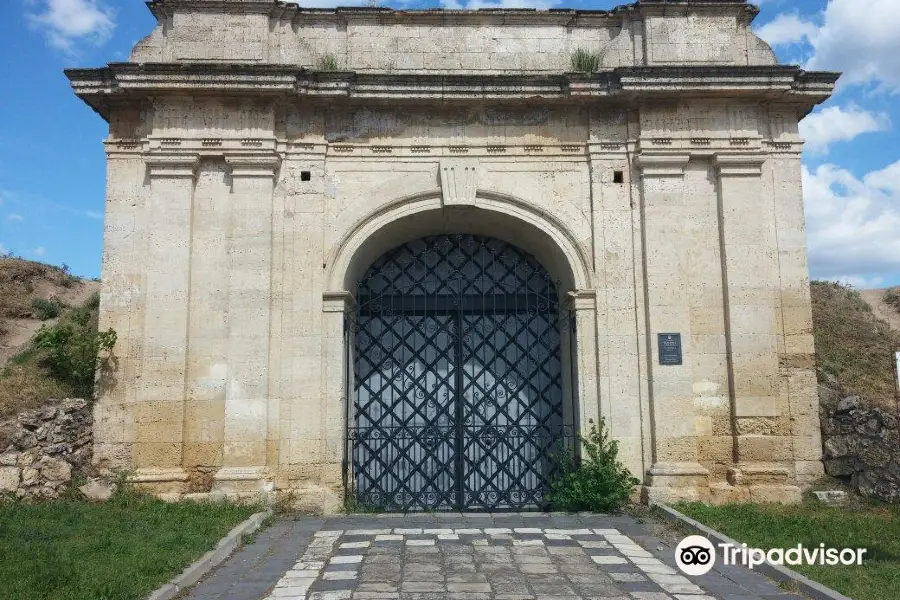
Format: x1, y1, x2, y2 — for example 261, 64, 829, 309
820, 388, 900, 503
0, 399, 93, 501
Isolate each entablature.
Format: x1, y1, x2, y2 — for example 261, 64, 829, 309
68, 64, 839, 123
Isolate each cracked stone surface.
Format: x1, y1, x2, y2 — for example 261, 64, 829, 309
179, 514, 808, 600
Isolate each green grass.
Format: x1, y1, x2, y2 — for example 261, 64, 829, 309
0, 492, 257, 600
810, 280, 900, 407
676, 500, 900, 600
317, 53, 340, 72
570, 47, 600, 73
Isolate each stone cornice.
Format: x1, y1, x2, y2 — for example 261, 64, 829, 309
146, 1, 758, 25
67, 64, 839, 122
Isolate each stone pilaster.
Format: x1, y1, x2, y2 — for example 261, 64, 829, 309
636, 154, 709, 503
588, 130, 647, 481
132, 153, 197, 494
305, 291, 355, 513
768, 151, 824, 486
212, 154, 280, 494
566, 290, 601, 436
714, 154, 801, 502
183, 159, 230, 476
93, 144, 146, 472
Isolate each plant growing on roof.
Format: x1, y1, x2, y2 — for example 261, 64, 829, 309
571, 48, 601, 73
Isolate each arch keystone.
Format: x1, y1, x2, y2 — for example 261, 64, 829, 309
440, 159, 479, 206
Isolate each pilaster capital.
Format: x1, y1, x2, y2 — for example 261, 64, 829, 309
323, 291, 356, 314
634, 154, 690, 177
566, 289, 597, 312
713, 153, 766, 177
226, 153, 282, 179
145, 153, 199, 179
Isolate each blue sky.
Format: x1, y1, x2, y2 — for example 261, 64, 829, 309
0, 0, 898, 288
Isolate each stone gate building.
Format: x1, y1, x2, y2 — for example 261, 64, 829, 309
68, 0, 837, 512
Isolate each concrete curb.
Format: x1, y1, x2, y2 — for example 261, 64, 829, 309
651, 503, 853, 600
146, 509, 273, 600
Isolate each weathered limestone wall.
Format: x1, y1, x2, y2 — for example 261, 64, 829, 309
86, 90, 823, 509
132, 3, 776, 71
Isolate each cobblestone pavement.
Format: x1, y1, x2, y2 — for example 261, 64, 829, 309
181, 513, 807, 600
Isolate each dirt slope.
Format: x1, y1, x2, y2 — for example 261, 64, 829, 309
860, 288, 900, 333
0, 258, 99, 368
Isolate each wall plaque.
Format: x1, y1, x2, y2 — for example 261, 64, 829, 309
658, 333, 683, 366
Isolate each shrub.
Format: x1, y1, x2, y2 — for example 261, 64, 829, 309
31, 298, 62, 321
84, 291, 101, 311
571, 48, 600, 73
551, 418, 639, 512
317, 53, 341, 72
885, 287, 900, 313
32, 309, 116, 398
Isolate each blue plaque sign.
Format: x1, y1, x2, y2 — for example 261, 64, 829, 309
658, 333, 682, 366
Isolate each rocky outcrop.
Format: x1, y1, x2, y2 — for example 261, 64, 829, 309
0, 398, 94, 500
820, 385, 900, 503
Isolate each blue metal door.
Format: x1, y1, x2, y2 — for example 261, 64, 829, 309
350, 234, 573, 511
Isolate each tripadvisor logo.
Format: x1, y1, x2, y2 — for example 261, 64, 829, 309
675, 536, 716, 576
675, 535, 868, 575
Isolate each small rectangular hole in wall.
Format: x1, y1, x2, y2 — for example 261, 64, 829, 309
301, 171, 312, 181
613, 170, 624, 184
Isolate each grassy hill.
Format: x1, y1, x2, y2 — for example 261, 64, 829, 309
811, 281, 900, 408
0, 258, 100, 418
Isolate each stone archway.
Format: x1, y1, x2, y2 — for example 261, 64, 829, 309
322, 193, 600, 510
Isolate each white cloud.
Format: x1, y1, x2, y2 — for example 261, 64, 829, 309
755, 13, 819, 47
0, 243, 6, 256
800, 105, 891, 153
6, 213, 24, 223
804, 162, 900, 284
760, 0, 900, 92
861, 160, 900, 194
807, 0, 900, 91
33, 247, 46, 258
26, 0, 115, 53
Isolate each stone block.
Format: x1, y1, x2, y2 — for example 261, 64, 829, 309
80, 479, 117, 502
40, 457, 72, 483
737, 436, 793, 463
748, 484, 802, 504
0, 467, 20, 493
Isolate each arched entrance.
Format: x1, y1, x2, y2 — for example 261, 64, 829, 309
349, 233, 576, 511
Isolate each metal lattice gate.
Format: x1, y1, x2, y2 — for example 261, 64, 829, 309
348, 234, 576, 511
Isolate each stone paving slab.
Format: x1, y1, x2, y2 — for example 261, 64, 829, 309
180, 514, 809, 600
